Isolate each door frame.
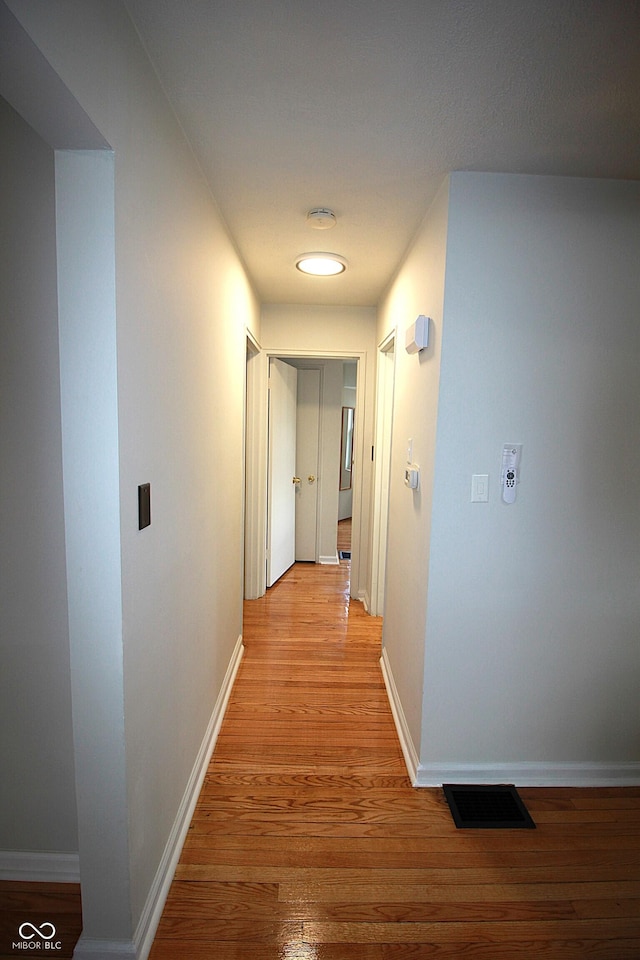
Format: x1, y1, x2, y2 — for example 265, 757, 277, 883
369, 330, 396, 616
244, 331, 266, 599
244, 348, 367, 600
295, 366, 322, 563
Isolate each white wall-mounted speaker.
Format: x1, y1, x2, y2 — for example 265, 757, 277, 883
405, 315, 430, 354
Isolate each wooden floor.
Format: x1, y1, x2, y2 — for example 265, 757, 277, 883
149, 549, 640, 960
0, 881, 82, 959
4, 527, 637, 959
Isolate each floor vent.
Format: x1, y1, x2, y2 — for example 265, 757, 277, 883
443, 784, 536, 829
338, 550, 351, 560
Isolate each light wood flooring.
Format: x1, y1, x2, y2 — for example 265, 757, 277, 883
149, 548, 640, 959
3, 526, 637, 959
337, 517, 352, 553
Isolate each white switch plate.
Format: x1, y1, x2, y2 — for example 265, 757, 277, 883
471, 474, 489, 502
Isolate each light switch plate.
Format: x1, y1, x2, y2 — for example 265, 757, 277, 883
471, 474, 489, 502
138, 483, 151, 529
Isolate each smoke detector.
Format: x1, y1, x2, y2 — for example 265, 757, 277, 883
306, 207, 337, 230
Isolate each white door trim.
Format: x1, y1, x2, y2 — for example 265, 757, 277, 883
369, 330, 396, 615
243, 332, 267, 599
245, 349, 368, 600
295, 368, 322, 562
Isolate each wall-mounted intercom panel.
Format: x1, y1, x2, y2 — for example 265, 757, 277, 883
501, 444, 522, 504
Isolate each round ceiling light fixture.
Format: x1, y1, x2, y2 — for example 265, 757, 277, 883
295, 252, 347, 277
306, 207, 337, 230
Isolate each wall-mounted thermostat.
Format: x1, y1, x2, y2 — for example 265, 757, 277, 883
405, 315, 430, 354
404, 464, 420, 489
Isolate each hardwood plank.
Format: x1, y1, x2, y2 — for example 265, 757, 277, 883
161, 890, 580, 924
218, 721, 401, 741
573, 898, 640, 919
150, 942, 384, 960
188, 784, 632, 816
173, 862, 640, 889
180, 835, 640, 874
149, 943, 640, 960
278, 879, 640, 904
156, 914, 640, 944
223, 702, 394, 719
0, 881, 81, 913
179, 848, 640, 882
200, 772, 413, 789
154, 917, 302, 941
376, 944, 640, 960
185, 817, 640, 845
570, 797, 640, 810
301, 918, 640, 942
519, 786, 640, 799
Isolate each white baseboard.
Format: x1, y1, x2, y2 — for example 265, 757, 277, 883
73, 635, 244, 959
379, 648, 419, 785
0, 637, 244, 959
0, 850, 80, 883
378, 652, 640, 789
416, 761, 640, 788
133, 634, 244, 960
72, 938, 137, 959
319, 554, 339, 565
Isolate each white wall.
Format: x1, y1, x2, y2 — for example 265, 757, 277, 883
0, 96, 78, 856
3, 0, 260, 952
261, 304, 377, 600
380, 171, 640, 785
56, 147, 133, 940
422, 172, 640, 783
376, 180, 449, 765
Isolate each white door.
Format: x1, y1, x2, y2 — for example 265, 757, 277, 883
267, 357, 298, 587
295, 369, 320, 561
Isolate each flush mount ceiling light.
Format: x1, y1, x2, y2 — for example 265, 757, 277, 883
306, 207, 337, 230
295, 252, 347, 276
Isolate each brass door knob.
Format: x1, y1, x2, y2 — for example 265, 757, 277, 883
292, 476, 301, 484
308, 475, 316, 483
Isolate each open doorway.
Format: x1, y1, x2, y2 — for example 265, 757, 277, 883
338, 360, 356, 562
244, 347, 366, 600
266, 357, 357, 583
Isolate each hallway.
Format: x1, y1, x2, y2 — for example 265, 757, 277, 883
148, 558, 640, 960
1, 554, 638, 958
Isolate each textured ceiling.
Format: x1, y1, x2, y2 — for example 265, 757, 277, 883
124, 0, 640, 306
